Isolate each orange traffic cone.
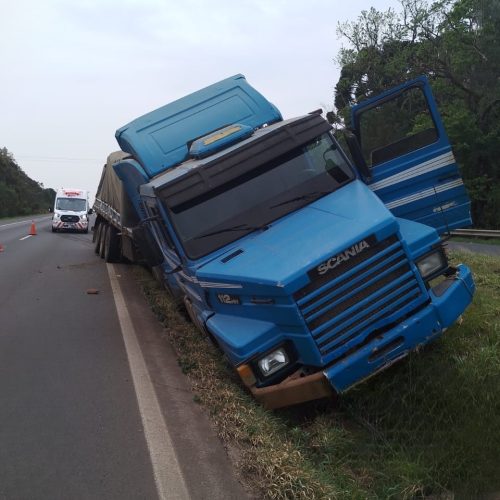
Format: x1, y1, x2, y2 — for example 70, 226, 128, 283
29, 221, 37, 236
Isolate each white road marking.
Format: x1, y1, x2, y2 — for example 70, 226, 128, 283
19, 235, 32, 241
0, 216, 50, 230
106, 264, 190, 500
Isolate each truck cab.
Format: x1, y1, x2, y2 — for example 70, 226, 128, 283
108, 75, 475, 409
52, 188, 91, 233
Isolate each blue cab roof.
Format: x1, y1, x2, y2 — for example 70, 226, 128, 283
115, 74, 283, 178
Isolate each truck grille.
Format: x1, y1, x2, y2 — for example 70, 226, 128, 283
61, 215, 79, 222
293, 235, 423, 363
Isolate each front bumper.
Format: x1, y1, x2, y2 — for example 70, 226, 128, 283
53, 220, 88, 231
242, 264, 474, 409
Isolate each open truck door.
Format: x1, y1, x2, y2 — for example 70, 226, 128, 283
350, 76, 472, 234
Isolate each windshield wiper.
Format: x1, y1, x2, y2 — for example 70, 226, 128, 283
194, 223, 269, 240
270, 191, 331, 209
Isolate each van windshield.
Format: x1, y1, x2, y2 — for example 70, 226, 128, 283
56, 198, 87, 212
165, 133, 355, 259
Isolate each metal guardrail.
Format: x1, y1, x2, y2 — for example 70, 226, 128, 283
450, 229, 500, 239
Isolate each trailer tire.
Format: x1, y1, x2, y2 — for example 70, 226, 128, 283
104, 225, 120, 262
94, 223, 103, 253
99, 224, 108, 258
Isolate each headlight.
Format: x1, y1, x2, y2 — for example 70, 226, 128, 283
53, 213, 60, 219
257, 347, 289, 377
416, 249, 448, 280
81, 215, 87, 220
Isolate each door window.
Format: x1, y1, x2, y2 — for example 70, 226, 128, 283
358, 86, 438, 168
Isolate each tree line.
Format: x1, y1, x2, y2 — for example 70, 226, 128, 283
330, 0, 499, 229
0, 148, 56, 218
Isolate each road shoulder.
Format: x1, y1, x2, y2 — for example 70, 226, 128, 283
109, 263, 249, 500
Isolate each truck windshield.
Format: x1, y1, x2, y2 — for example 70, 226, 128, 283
166, 133, 355, 259
56, 198, 87, 212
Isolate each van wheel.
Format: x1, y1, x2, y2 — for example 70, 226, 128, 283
52, 227, 56, 233
104, 225, 120, 262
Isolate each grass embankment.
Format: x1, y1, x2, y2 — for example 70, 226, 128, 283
449, 236, 500, 246
135, 251, 500, 499
0, 213, 50, 223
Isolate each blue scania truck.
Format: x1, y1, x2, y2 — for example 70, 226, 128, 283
93, 75, 475, 409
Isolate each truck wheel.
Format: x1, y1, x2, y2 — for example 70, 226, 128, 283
94, 224, 103, 253
104, 225, 120, 262
51, 226, 56, 233
99, 225, 108, 258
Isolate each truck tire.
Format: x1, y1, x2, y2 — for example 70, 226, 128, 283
104, 225, 121, 262
99, 224, 108, 259
94, 223, 103, 253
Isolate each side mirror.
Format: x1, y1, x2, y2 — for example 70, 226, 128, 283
343, 130, 372, 182
88, 208, 93, 215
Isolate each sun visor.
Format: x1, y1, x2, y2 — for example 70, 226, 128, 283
158, 113, 332, 209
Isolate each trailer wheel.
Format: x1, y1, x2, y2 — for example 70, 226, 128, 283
99, 224, 108, 258
94, 223, 103, 253
104, 225, 121, 263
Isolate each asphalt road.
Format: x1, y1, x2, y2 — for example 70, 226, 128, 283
0, 216, 247, 500
446, 239, 500, 256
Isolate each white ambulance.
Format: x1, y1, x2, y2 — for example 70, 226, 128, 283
52, 188, 91, 233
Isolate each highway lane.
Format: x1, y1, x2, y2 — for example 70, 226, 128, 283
0, 217, 247, 499
0, 216, 159, 499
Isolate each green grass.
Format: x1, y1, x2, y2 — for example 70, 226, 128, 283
135, 250, 500, 499
449, 236, 500, 246
0, 213, 49, 223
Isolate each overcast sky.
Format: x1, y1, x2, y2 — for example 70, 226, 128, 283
0, 0, 400, 200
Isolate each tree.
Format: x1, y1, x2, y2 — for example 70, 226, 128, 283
333, 0, 500, 228
0, 148, 56, 217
